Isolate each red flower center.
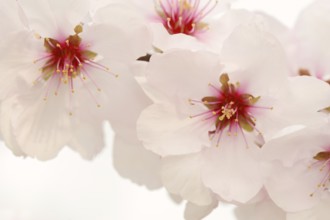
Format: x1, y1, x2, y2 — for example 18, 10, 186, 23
33, 25, 117, 114
156, 0, 218, 36
189, 73, 272, 147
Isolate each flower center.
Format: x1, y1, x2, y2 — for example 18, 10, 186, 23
189, 73, 272, 147
309, 151, 330, 197
33, 25, 117, 115
155, 0, 218, 36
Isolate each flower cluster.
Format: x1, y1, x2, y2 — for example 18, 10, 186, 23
1, 0, 330, 219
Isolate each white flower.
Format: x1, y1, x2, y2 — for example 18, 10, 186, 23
128, 0, 236, 51
290, 0, 330, 82
137, 19, 330, 204
263, 123, 330, 212
0, 0, 152, 160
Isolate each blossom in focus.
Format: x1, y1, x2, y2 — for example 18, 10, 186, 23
263, 123, 330, 212
137, 18, 330, 205
0, 0, 152, 160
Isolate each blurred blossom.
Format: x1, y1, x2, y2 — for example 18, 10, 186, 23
289, 0, 330, 82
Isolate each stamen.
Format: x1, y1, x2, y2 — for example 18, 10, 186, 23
156, 0, 217, 36
32, 24, 113, 115
189, 73, 269, 148
309, 151, 330, 197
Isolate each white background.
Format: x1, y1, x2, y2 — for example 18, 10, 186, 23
0, 0, 313, 219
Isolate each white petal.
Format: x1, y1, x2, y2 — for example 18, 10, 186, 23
221, 20, 289, 94
294, 0, 330, 77
0, 97, 26, 157
184, 200, 218, 220
18, 0, 90, 36
161, 153, 214, 206
83, 2, 152, 64
146, 50, 222, 104
0, 31, 41, 99
137, 103, 209, 156
285, 76, 330, 115
265, 161, 323, 212
202, 145, 264, 203
0, 0, 27, 35
68, 118, 105, 160
82, 23, 151, 65
8, 82, 72, 160
112, 135, 162, 190
262, 124, 330, 167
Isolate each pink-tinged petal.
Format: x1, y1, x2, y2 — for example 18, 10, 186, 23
221, 21, 289, 94
202, 144, 264, 203
7, 83, 72, 160
137, 103, 209, 156
262, 124, 330, 211
18, 0, 90, 36
184, 199, 218, 220
92, 1, 145, 26
265, 161, 323, 212
161, 153, 214, 206
145, 50, 222, 104
262, 125, 330, 167
252, 76, 330, 142
82, 22, 151, 64
206, 10, 255, 51
285, 76, 330, 115
294, 0, 330, 77
150, 23, 208, 51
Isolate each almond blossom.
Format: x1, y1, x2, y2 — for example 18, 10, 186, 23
0, 0, 153, 160
263, 123, 330, 212
137, 19, 330, 206
127, 0, 236, 51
